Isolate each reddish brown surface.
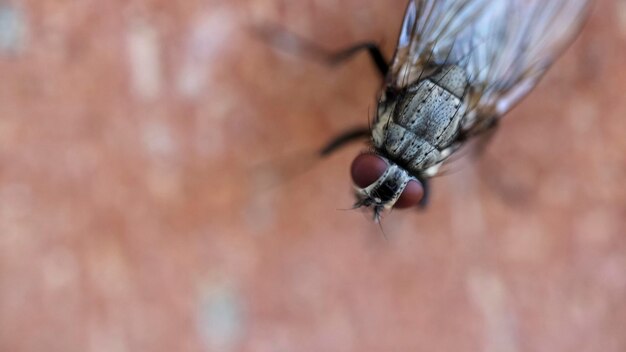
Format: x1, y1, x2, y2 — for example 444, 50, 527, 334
0, 0, 625, 351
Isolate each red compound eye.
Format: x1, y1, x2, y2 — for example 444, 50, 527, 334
350, 153, 424, 208
350, 153, 388, 188
393, 180, 424, 208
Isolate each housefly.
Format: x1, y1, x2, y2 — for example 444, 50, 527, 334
262, 0, 590, 222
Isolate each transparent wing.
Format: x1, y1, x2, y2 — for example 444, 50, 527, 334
388, 0, 590, 135
389, 0, 489, 88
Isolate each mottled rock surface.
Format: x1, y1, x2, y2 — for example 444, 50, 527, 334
0, 0, 624, 351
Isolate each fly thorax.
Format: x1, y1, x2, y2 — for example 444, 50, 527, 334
427, 65, 467, 98
373, 65, 469, 171
395, 66, 468, 144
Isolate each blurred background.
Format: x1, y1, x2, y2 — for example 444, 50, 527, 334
0, 0, 624, 351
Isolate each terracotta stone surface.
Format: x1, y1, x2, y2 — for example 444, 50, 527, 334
0, 0, 624, 351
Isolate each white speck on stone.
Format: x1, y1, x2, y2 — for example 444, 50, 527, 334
197, 283, 245, 352
141, 120, 176, 158
126, 20, 162, 100
177, 8, 237, 98
468, 271, 520, 352
0, 4, 26, 54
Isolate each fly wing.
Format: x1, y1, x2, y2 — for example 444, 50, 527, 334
388, 0, 489, 88
388, 0, 590, 135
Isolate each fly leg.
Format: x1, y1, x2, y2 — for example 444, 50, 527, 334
319, 126, 371, 157
322, 43, 389, 78
255, 25, 389, 78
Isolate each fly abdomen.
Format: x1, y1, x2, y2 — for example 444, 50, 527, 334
396, 67, 468, 146
428, 65, 467, 98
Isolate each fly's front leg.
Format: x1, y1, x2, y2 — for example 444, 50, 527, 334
319, 126, 371, 157
255, 25, 389, 78
324, 43, 389, 78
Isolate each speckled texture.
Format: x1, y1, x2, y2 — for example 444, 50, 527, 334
0, 0, 624, 351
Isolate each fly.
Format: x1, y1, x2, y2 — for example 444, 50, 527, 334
261, 0, 591, 222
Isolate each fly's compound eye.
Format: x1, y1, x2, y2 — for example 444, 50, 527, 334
350, 153, 387, 189
350, 153, 424, 209
393, 179, 424, 209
